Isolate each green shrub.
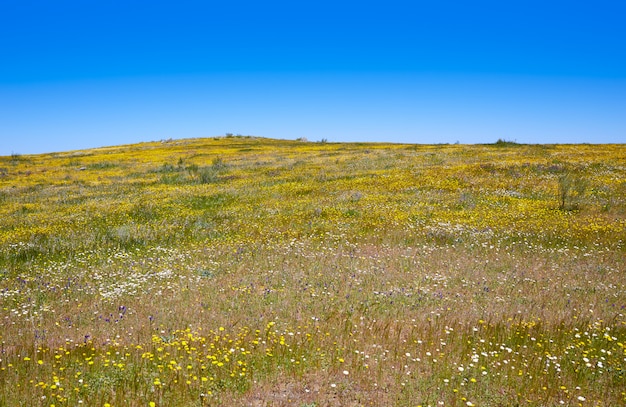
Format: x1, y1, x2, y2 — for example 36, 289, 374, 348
493, 138, 520, 147
558, 172, 588, 210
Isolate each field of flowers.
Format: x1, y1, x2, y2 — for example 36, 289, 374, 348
1, 137, 625, 406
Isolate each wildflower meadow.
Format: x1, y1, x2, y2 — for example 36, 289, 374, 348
1, 137, 624, 406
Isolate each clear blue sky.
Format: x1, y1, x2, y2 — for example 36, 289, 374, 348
1, 0, 625, 155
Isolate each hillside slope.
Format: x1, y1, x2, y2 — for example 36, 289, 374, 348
1, 137, 625, 405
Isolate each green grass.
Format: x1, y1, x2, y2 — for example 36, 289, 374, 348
0, 137, 625, 406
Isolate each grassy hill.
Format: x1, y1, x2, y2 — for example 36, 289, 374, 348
1, 137, 625, 406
